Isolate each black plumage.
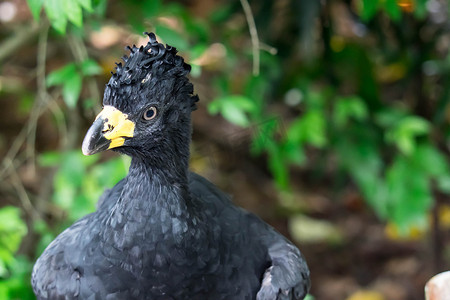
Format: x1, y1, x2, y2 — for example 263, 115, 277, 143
32, 32, 310, 300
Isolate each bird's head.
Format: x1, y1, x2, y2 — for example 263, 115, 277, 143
82, 32, 198, 163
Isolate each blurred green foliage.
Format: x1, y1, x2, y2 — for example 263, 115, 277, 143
0, 207, 33, 299
46, 59, 101, 108
26, 0, 95, 33
1, 0, 450, 298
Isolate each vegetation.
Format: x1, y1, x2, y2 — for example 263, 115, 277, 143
0, 0, 449, 298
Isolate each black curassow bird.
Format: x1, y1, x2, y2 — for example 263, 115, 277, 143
32, 32, 310, 300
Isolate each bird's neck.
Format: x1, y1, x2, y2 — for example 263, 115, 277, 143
102, 156, 196, 249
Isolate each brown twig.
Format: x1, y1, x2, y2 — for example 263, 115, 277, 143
26, 24, 50, 176
239, 0, 260, 76
4, 158, 40, 221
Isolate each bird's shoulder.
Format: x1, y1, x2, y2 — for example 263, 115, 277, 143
188, 172, 310, 300
188, 172, 264, 235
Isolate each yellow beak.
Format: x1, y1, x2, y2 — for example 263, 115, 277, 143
82, 106, 135, 156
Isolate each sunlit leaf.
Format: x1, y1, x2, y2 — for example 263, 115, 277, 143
0, 256, 34, 299
26, 0, 43, 21
221, 103, 250, 127
44, 0, 67, 34
62, 0, 83, 27
0, 206, 27, 274
208, 95, 257, 127
47, 63, 77, 87
386, 116, 430, 155
398, 116, 430, 134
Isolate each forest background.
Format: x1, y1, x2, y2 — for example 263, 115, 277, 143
0, 0, 449, 299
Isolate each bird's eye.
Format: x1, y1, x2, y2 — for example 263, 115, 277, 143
143, 107, 157, 120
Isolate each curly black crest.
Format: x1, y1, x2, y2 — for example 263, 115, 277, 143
104, 32, 199, 111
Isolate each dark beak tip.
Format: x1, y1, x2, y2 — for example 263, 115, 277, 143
81, 134, 96, 156
81, 144, 93, 156
82, 117, 111, 156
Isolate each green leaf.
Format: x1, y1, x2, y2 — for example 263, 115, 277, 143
38, 151, 62, 166
412, 143, 449, 177
333, 96, 368, 127
228, 95, 257, 112
62, 0, 83, 27
47, 63, 77, 87
62, 73, 82, 108
77, 0, 93, 12
208, 95, 257, 127
0, 256, 34, 299
44, 0, 67, 34
398, 116, 430, 135
80, 59, 102, 76
386, 156, 432, 230
360, 0, 380, 21
0, 207, 27, 272
386, 116, 430, 155
395, 135, 415, 155
26, 0, 43, 21
287, 111, 327, 148
220, 103, 250, 127
282, 140, 306, 165
384, 0, 402, 21
335, 135, 388, 218
207, 99, 221, 115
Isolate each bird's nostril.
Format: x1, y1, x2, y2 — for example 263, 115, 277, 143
102, 124, 114, 133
